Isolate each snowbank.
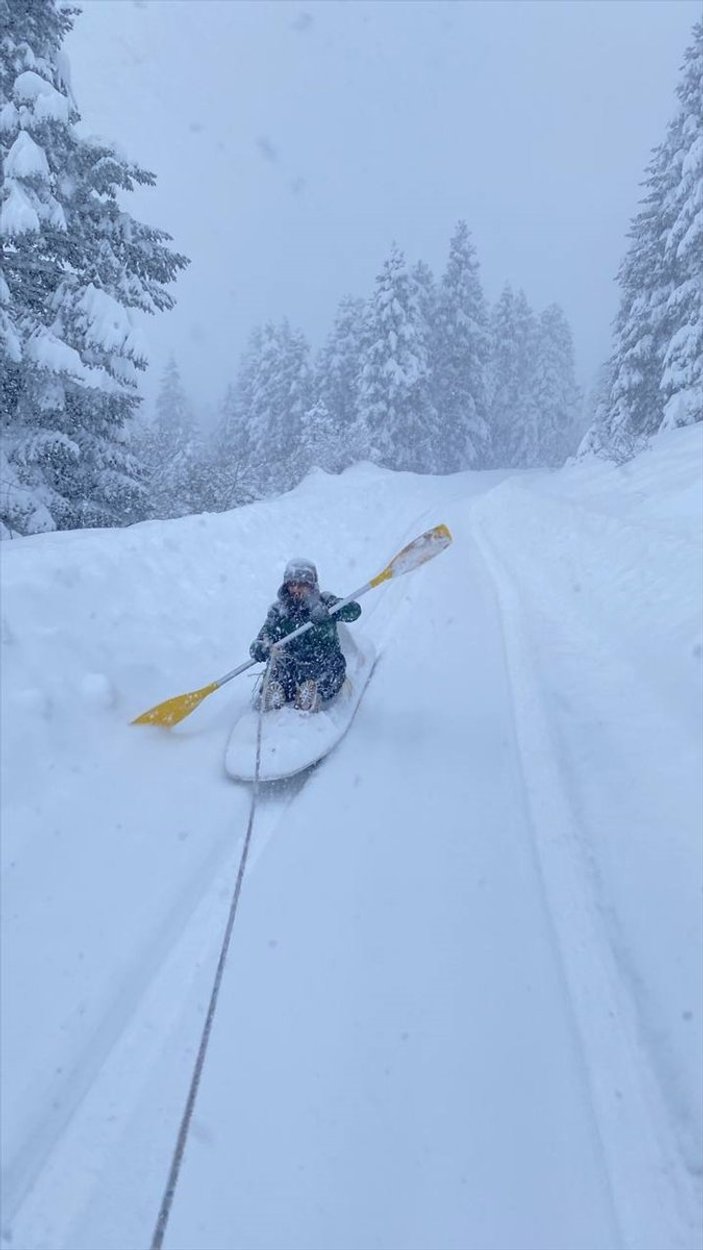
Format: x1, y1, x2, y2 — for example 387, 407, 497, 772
472, 424, 703, 1179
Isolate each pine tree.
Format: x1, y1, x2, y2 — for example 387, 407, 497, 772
154, 356, 193, 446
299, 399, 339, 475
660, 21, 703, 430
410, 259, 443, 471
142, 358, 208, 519
211, 382, 259, 511
486, 285, 517, 467
487, 285, 540, 467
532, 304, 581, 465
508, 291, 541, 467
315, 295, 366, 469
584, 21, 702, 457
601, 141, 674, 454
155, 434, 212, 518
434, 222, 489, 471
0, 0, 188, 536
411, 260, 438, 332
356, 244, 436, 472
577, 363, 616, 459
228, 321, 313, 497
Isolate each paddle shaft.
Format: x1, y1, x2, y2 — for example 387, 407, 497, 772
213, 581, 372, 690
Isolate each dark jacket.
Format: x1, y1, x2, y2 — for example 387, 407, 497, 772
250, 586, 361, 673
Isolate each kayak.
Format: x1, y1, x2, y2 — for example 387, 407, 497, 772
224, 626, 375, 782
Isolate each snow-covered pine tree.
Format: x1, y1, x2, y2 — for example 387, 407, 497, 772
486, 284, 517, 467
434, 221, 490, 472
531, 304, 581, 465
141, 357, 211, 519
154, 433, 213, 519
411, 259, 437, 326
577, 362, 615, 459
230, 321, 313, 496
597, 141, 675, 456
489, 286, 555, 467
315, 295, 366, 469
0, 262, 25, 537
0, 0, 188, 536
660, 21, 702, 430
508, 290, 541, 467
299, 399, 339, 475
487, 285, 537, 466
154, 356, 192, 447
583, 21, 702, 457
210, 382, 259, 511
356, 244, 436, 472
410, 259, 442, 470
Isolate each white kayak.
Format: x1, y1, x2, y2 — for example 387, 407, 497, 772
224, 627, 376, 782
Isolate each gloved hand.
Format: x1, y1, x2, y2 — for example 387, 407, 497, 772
250, 638, 271, 663
309, 601, 331, 624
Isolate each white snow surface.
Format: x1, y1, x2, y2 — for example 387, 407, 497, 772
23, 330, 114, 390
13, 69, 58, 102
4, 131, 50, 181
0, 180, 40, 237
12, 70, 70, 124
74, 283, 144, 359
1, 432, 701, 1250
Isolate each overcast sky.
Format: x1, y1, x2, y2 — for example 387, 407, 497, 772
66, 0, 698, 417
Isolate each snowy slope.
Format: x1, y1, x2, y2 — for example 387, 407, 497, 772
1, 434, 701, 1250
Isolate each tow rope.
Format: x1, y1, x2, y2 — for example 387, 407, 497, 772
150, 661, 273, 1250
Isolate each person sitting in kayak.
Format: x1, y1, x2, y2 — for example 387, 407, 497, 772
249, 558, 362, 712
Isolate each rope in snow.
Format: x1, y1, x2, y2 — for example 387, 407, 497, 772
150, 660, 273, 1250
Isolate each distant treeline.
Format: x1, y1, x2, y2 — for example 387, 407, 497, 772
140, 226, 583, 520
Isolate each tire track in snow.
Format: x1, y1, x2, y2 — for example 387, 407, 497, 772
472, 508, 701, 1250
161, 504, 625, 1250
1, 781, 302, 1240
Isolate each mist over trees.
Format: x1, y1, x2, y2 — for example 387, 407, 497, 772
0, 0, 582, 541
0, 3, 581, 537
201, 224, 582, 515
135, 357, 212, 520
141, 220, 584, 524
168, 17, 701, 514
6, 8, 697, 535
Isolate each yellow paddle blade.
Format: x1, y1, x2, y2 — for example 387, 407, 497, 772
132, 681, 219, 728
370, 523, 452, 587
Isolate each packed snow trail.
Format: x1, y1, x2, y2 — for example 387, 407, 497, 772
1, 434, 701, 1250
149, 512, 622, 1250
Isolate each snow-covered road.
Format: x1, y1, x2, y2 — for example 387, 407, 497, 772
2, 430, 701, 1250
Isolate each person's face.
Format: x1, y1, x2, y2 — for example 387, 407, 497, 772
287, 580, 309, 600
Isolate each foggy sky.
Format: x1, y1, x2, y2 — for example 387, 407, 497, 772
65, 0, 699, 418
